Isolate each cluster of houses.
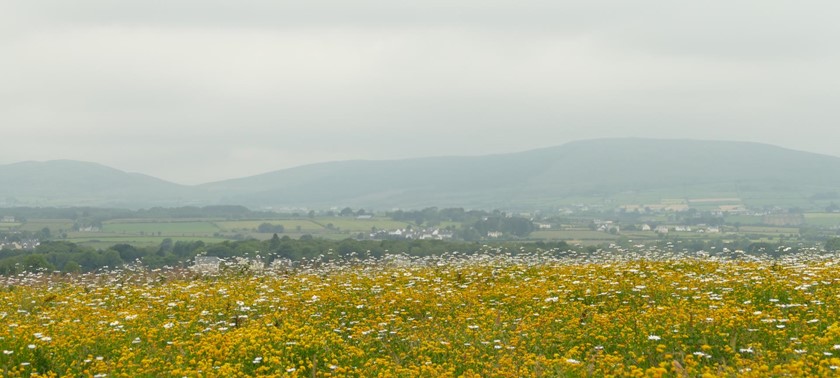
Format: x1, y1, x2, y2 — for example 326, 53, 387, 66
594, 220, 620, 233
591, 220, 722, 235
0, 238, 40, 251
639, 224, 721, 234
368, 228, 454, 240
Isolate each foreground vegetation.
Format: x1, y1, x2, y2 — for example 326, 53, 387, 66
2, 249, 840, 377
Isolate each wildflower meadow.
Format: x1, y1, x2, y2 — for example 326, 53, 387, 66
2, 247, 840, 377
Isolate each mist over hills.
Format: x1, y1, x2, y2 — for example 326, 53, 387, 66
0, 160, 197, 208
3, 139, 840, 210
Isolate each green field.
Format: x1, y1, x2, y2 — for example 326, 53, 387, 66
5, 210, 840, 251
739, 226, 800, 234
313, 217, 415, 231
0, 222, 21, 231
2, 216, 424, 249
724, 215, 765, 225
101, 220, 220, 234
17, 219, 75, 232
803, 212, 840, 226
215, 220, 325, 232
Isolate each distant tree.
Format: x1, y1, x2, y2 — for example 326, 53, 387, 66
36, 227, 51, 240
340, 207, 354, 216
826, 237, 840, 252
257, 223, 285, 233
101, 250, 124, 268
158, 238, 174, 254
473, 216, 535, 238
458, 227, 482, 241
110, 243, 144, 262
62, 260, 81, 274
23, 255, 54, 272
269, 233, 281, 250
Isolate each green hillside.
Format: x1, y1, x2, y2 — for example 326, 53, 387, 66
5, 139, 840, 209
0, 160, 201, 208
201, 139, 840, 209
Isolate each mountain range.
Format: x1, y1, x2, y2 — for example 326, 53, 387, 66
3, 139, 840, 210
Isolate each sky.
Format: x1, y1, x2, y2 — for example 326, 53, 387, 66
2, 1, 840, 185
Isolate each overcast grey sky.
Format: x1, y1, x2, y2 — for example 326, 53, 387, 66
2, 1, 839, 184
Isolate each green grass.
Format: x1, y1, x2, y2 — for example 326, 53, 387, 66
724, 215, 765, 225
101, 221, 220, 234
313, 217, 415, 232
215, 220, 325, 232
0, 222, 21, 230
18, 219, 75, 232
803, 212, 840, 226
739, 226, 799, 234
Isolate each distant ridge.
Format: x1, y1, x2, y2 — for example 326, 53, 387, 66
0, 160, 198, 208
199, 138, 840, 209
3, 139, 840, 209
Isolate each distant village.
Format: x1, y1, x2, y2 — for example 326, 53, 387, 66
0, 215, 40, 250
0, 238, 40, 251
368, 227, 455, 240
0, 196, 829, 254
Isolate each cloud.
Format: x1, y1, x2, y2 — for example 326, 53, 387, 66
2, 1, 840, 184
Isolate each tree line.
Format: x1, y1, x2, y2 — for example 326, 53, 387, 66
0, 236, 570, 275
3, 231, 838, 275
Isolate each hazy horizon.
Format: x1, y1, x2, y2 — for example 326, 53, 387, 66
4, 137, 839, 187
3, 1, 840, 184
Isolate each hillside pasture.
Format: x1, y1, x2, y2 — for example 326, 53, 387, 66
0, 222, 21, 231
215, 220, 324, 233
101, 220, 220, 235
804, 212, 840, 227
738, 226, 800, 234
18, 219, 75, 232
724, 215, 765, 225
314, 217, 415, 232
